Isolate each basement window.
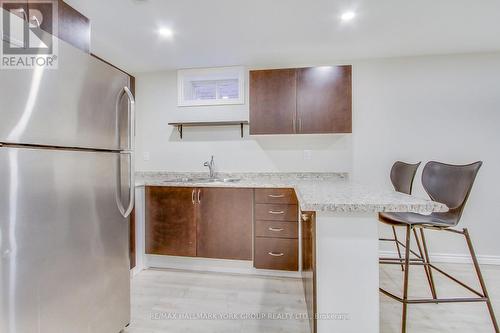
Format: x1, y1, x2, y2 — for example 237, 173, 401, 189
177, 66, 245, 106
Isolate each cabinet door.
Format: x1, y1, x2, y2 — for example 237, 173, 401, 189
250, 69, 297, 134
56, 0, 91, 53
145, 187, 197, 256
255, 188, 297, 205
297, 66, 352, 133
197, 188, 253, 260
301, 212, 317, 333
254, 238, 298, 271
24, 0, 91, 53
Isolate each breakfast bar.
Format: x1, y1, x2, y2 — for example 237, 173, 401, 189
135, 172, 447, 333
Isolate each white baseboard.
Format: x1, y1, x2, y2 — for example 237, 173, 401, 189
144, 254, 302, 278
130, 266, 143, 278
380, 251, 500, 266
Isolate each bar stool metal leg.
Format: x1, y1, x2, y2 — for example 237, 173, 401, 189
463, 228, 500, 333
417, 228, 438, 300
401, 225, 412, 333
392, 226, 405, 271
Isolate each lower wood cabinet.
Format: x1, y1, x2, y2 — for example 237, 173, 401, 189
255, 188, 297, 204
197, 188, 253, 260
255, 220, 298, 239
253, 188, 299, 271
145, 186, 253, 260
145, 187, 197, 257
254, 238, 298, 271
301, 211, 317, 333
145, 186, 301, 271
255, 203, 298, 221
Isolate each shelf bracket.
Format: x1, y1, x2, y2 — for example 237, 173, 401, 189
240, 122, 244, 138
177, 125, 183, 139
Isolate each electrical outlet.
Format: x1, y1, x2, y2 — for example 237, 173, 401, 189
143, 152, 150, 161
303, 150, 312, 161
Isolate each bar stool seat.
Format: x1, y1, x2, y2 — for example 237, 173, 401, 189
379, 211, 456, 228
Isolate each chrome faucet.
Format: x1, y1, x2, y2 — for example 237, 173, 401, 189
204, 155, 215, 179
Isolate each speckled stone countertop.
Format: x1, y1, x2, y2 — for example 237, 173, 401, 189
136, 172, 448, 214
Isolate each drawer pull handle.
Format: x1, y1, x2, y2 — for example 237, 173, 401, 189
268, 194, 285, 198
268, 227, 284, 232
268, 210, 285, 215
268, 252, 284, 257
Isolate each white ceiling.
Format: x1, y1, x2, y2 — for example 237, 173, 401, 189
66, 0, 500, 74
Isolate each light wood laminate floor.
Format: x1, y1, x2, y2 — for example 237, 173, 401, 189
124, 264, 500, 333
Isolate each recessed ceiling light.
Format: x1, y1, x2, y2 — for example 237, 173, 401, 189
341, 11, 356, 21
158, 27, 174, 39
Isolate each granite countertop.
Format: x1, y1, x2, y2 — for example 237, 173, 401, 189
135, 172, 448, 214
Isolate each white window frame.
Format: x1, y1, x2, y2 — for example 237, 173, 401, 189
177, 66, 245, 106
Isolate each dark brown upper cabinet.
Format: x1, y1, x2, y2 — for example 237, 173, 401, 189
297, 66, 352, 133
249, 66, 352, 135
4, 0, 91, 53
249, 69, 297, 135
56, 0, 91, 53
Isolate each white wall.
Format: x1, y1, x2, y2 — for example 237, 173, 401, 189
352, 53, 500, 259
135, 52, 500, 258
134, 71, 352, 173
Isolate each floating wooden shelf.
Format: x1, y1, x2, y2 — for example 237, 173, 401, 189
168, 121, 249, 139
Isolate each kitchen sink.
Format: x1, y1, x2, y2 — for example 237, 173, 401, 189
162, 177, 241, 183
201, 178, 242, 183
162, 177, 197, 183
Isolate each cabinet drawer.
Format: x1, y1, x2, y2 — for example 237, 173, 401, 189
255, 220, 298, 239
254, 238, 298, 271
255, 188, 297, 204
255, 204, 298, 221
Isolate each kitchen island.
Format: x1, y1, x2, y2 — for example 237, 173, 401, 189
134, 172, 447, 333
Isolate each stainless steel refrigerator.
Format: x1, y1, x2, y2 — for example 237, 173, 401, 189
0, 38, 135, 332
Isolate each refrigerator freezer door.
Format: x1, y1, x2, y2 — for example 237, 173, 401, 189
0, 39, 131, 151
0, 147, 130, 333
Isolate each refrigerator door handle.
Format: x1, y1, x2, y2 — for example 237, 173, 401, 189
115, 86, 136, 152
124, 86, 135, 153
115, 151, 135, 218
115, 86, 135, 218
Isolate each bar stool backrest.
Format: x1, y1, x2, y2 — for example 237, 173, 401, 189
422, 161, 482, 225
390, 161, 421, 195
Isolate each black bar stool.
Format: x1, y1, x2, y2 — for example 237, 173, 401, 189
379, 161, 421, 271
379, 161, 499, 333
